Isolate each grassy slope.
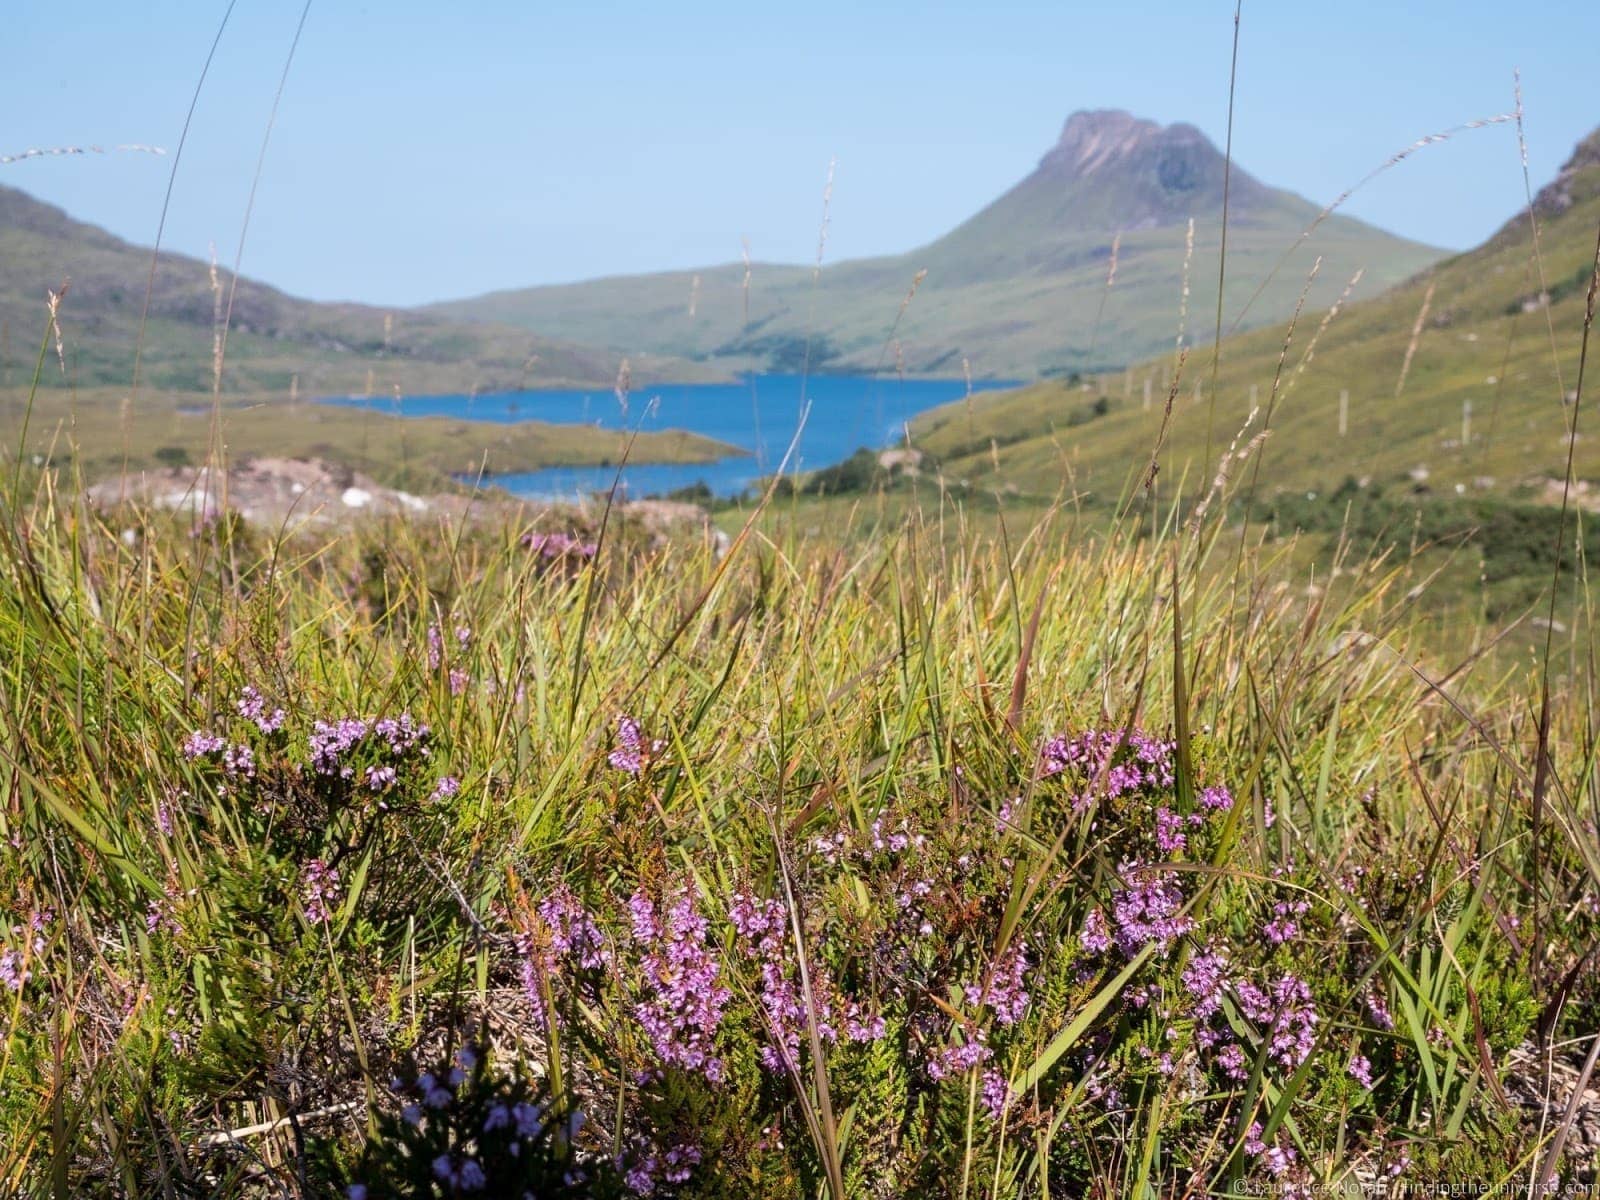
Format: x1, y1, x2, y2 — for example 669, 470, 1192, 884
2, 479, 1595, 1192
0, 184, 726, 398
913, 130, 1600, 504
0, 385, 736, 487
429, 117, 1441, 379
0, 185, 741, 482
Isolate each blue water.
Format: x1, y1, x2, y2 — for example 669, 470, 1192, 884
321, 373, 1014, 500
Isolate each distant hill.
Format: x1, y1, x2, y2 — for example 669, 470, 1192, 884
912, 125, 1600, 505
428, 110, 1445, 378
0, 184, 718, 397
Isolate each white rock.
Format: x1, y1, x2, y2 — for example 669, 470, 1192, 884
341, 487, 373, 508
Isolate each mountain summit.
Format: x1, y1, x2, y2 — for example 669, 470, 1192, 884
1024, 109, 1274, 230
433, 110, 1445, 377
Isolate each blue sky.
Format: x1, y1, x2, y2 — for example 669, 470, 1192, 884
5, 1, 1598, 306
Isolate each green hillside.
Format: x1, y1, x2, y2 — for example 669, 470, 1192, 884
0, 185, 740, 484
429, 110, 1444, 378
0, 184, 724, 398
913, 125, 1600, 507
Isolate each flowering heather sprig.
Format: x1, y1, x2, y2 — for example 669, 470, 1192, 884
235, 685, 285, 734
630, 886, 731, 1082
431, 1154, 487, 1191
374, 714, 429, 756
1181, 947, 1230, 1019
365, 764, 397, 792
310, 718, 371, 777
1039, 727, 1176, 808
1348, 1052, 1375, 1089
524, 531, 599, 560
964, 942, 1031, 1025
1154, 806, 1188, 855
1365, 981, 1395, 1031
979, 1068, 1014, 1119
1080, 907, 1112, 955
310, 713, 430, 779
154, 790, 180, 837
1263, 897, 1311, 945
538, 887, 609, 971
146, 879, 184, 935
1199, 784, 1234, 812
0, 948, 25, 992
1238, 973, 1320, 1069
1109, 864, 1193, 957
1216, 1042, 1249, 1081
620, 1137, 702, 1195
516, 887, 610, 1028
432, 775, 460, 801
221, 742, 255, 778
182, 730, 226, 759
301, 859, 341, 925
728, 890, 880, 1071
608, 716, 664, 775
927, 1031, 993, 1081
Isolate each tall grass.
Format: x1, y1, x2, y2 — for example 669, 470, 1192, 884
0, 435, 1595, 1193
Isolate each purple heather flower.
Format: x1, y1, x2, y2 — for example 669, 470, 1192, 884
432, 775, 460, 800
1199, 784, 1234, 812
484, 1103, 511, 1132
1263, 1144, 1295, 1177
630, 885, 731, 1081
1110, 864, 1193, 957
1181, 947, 1230, 1019
927, 1033, 993, 1081
980, 1068, 1014, 1119
1216, 1042, 1250, 1082
1348, 1053, 1375, 1089
1256, 973, 1319, 1069
1366, 982, 1395, 1031
1154, 806, 1187, 855
663, 1141, 701, 1184
220, 742, 255, 778
182, 730, 226, 759
309, 717, 371, 777
0, 948, 26, 992
964, 942, 1031, 1025
1244, 1122, 1267, 1156
609, 716, 645, 775
300, 859, 341, 925
1263, 897, 1310, 945
1080, 907, 1112, 955
844, 1001, 887, 1042
1039, 727, 1176, 808
146, 895, 181, 935
426, 623, 444, 670
539, 886, 610, 971
236, 686, 285, 734
364, 764, 396, 791
727, 890, 868, 1071
374, 714, 429, 756
513, 1101, 545, 1139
